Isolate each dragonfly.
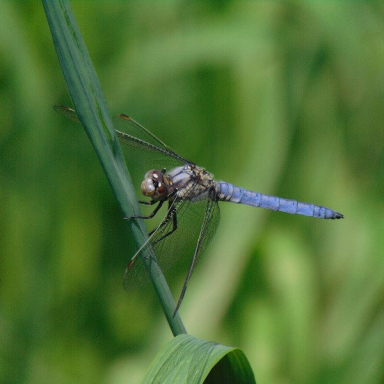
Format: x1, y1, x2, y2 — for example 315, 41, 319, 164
55, 105, 343, 315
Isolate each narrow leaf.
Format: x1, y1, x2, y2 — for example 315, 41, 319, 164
42, 0, 186, 335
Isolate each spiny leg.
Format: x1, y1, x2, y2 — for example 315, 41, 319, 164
126, 200, 164, 220
138, 200, 157, 205
146, 190, 178, 234
123, 201, 167, 276
151, 204, 178, 244
128, 188, 177, 221
147, 201, 174, 236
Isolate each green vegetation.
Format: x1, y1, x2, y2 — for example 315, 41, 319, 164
1, 1, 383, 383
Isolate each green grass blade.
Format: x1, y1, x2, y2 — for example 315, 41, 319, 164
144, 334, 256, 383
42, 0, 186, 336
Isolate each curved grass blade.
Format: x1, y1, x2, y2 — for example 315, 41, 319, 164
144, 334, 256, 384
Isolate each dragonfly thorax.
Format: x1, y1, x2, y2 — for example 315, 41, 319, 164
140, 169, 169, 201
166, 164, 215, 202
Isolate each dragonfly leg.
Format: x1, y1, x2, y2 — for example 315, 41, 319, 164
138, 200, 157, 205
151, 205, 178, 244
126, 200, 164, 220
148, 203, 176, 237
142, 191, 177, 227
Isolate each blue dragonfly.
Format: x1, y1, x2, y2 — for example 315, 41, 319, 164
55, 105, 343, 315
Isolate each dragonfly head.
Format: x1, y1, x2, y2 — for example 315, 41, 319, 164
141, 170, 169, 201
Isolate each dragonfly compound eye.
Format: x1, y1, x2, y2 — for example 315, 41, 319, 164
157, 182, 167, 195
141, 178, 155, 196
141, 170, 168, 200
150, 170, 165, 182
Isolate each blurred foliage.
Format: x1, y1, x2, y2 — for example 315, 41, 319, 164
1, 1, 384, 383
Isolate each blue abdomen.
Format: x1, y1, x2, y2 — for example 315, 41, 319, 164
214, 182, 343, 219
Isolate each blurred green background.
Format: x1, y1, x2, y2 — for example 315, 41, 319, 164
1, 1, 384, 383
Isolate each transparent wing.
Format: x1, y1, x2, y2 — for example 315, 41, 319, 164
54, 105, 81, 123
113, 114, 191, 167
173, 188, 221, 314
123, 188, 220, 296
113, 114, 174, 154
54, 104, 175, 152
54, 105, 191, 176
112, 114, 193, 196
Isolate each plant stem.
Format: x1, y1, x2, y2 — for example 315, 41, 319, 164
42, 0, 186, 336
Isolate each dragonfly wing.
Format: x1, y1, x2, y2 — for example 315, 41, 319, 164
114, 114, 169, 151
115, 130, 186, 175
124, 188, 220, 299
55, 105, 190, 170
173, 188, 221, 315
55, 105, 191, 186
54, 105, 81, 123
113, 114, 190, 165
